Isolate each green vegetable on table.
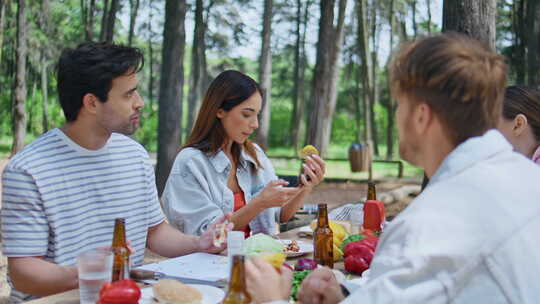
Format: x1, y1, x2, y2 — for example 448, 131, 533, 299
291, 270, 312, 301
340, 234, 366, 251
244, 233, 284, 256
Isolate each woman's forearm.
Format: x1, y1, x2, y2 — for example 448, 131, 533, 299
229, 199, 266, 230
279, 187, 312, 222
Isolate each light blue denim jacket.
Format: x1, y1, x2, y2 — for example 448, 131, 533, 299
161, 145, 280, 236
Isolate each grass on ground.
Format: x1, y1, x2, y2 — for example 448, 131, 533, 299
268, 144, 423, 180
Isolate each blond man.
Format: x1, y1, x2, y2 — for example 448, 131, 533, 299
246, 33, 540, 304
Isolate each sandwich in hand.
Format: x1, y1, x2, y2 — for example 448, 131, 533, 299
213, 221, 228, 247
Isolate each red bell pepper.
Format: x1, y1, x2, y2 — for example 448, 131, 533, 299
344, 255, 369, 275
363, 200, 386, 232
98, 279, 141, 304
361, 236, 379, 251
343, 241, 375, 265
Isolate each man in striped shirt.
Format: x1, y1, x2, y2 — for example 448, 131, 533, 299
1, 42, 229, 303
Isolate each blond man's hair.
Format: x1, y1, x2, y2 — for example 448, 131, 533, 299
391, 32, 507, 145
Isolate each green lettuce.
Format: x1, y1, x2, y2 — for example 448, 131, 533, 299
244, 233, 284, 255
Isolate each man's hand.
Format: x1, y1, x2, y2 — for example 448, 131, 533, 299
298, 267, 345, 304
197, 213, 233, 253
246, 257, 293, 303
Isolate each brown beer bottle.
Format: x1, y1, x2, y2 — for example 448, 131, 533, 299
111, 218, 130, 282
314, 204, 333, 268
367, 182, 377, 201
222, 255, 251, 304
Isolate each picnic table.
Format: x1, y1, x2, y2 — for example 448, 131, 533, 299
27, 225, 350, 304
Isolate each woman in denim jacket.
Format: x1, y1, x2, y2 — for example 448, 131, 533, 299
161, 70, 326, 236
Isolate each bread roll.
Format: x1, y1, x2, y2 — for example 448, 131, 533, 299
152, 279, 203, 304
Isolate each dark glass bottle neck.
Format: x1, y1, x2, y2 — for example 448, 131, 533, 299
112, 218, 127, 247
367, 182, 377, 200
228, 255, 247, 292
317, 204, 329, 227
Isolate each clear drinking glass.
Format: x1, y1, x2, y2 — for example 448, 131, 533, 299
77, 248, 113, 304
227, 231, 245, 270
350, 207, 364, 235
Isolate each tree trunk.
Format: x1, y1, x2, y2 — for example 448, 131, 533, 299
104, 0, 119, 43
306, 0, 347, 156
255, 0, 273, 150
370, 49, 379, 156
526, 0, 540, 86
290, 0, 303, 148
147, 0, 155, 108
290, 0, 311, 150
87, 0, 96, 41
41, 62, 49, 132
426, 0, 432, 34
187, 0, 208, 136
383, 0, 396, 160
128, 0, 140, 46
156, 0, 187, 196
99, 0, 109, 41
11, 0, 27, 155
369, 0, 380, 156
81, 0, 95, 41
411, 0, 417, 38
442, 0, 497, 50
513, 0, 525, 84
357, 0, 373, 148
0, 0, 7, 65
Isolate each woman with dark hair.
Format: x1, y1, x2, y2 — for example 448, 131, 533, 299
497, 85, 540, 165
161, 70, 326, 236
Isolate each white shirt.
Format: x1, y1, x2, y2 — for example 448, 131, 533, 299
342, 130, 540, 303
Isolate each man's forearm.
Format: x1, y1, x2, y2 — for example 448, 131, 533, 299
8, 257, 78, 297
146, 221, 200, 258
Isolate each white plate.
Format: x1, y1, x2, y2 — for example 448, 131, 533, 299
140, 284, 225, 304
279, 239, 314, 258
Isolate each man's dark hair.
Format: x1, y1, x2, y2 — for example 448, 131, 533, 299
56, 42, 144, 121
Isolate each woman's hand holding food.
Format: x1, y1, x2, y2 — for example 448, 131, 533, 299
300, 154, 326, 189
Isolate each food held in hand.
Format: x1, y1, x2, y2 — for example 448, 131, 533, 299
298, 145, 320, 184
284, 240, 300, 252
212, 222, 228, 247
299, 145, 320, 159
152, 279, 203, 304
98, 279, 141, 304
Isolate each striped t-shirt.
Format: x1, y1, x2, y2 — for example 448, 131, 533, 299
1, 128, 164, 302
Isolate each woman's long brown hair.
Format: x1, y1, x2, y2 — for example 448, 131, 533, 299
502, 86, 540, 141
183, 70, 263, 169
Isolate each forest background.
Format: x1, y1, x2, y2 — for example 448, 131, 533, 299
1, 0, 539, 194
